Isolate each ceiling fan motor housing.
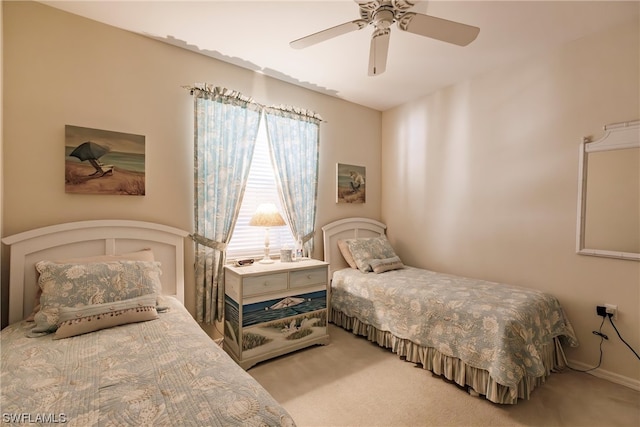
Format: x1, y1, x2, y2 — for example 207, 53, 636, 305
358, 0, 415, 25
373, 7, 395, 29
292, 0, 479, 76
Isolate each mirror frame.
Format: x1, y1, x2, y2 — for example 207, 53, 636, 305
576, 120, 640, 261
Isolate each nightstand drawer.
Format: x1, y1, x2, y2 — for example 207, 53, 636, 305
243, 273, 288, 296
290, 267, 327, 288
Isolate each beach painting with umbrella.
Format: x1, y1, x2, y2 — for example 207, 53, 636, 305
65, 125, 145, 195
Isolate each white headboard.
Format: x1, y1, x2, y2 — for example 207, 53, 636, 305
2, 220, 189, 325
322, 217, 386, 278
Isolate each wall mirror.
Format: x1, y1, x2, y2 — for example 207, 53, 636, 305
576, 120, 639, 261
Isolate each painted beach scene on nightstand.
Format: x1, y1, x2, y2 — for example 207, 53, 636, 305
224, 290, 327, 356
242, 290, 326, 327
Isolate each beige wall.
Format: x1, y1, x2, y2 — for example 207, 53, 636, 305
382, 19, 639, 383
1, 1, 381, 326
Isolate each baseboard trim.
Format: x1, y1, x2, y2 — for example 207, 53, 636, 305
568, 359, 640, 391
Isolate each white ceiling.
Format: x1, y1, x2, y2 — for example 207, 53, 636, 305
40, 1, 639, 111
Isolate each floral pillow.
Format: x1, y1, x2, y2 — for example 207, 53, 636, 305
26, 249, 156, 321
344, 236, 400, 273
29, 260, 162, 338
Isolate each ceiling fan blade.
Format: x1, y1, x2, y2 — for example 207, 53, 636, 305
290, 19, 368, 49
368, 28, 390, 76
397, 12, 479, 46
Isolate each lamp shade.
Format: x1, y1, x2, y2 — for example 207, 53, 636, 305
249, 203, 286, 227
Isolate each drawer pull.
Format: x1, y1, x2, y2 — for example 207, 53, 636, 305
263, 282, 269, 286
307, 275, 312, 279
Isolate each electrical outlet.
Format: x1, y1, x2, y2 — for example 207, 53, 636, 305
605, 304, 618, 320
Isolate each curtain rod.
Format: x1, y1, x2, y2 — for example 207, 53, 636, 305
182, 84, 325, 122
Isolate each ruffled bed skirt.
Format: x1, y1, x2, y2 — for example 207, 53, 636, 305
330, 309, 568, 404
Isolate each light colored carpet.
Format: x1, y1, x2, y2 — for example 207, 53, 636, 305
250, 324, 640, 427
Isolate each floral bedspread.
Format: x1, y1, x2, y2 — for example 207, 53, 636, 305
331, 266, 578, 389
1, 297, 295, 427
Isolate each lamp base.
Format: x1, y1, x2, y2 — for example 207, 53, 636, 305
260, 229, 274, 264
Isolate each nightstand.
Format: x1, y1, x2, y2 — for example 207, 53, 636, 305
223, 259, 330, 369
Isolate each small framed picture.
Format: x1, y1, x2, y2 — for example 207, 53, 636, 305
336, 163, 366, 204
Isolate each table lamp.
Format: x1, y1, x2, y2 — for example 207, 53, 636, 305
249, 203, 286, 264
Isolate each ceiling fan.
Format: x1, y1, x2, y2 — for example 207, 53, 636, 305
290, 0, 480, 76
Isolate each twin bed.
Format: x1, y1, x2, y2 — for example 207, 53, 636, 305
322, 217, 578, 405
1, 220, 295, 426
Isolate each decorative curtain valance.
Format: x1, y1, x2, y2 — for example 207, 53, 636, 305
185, 84, 323, 121
264, 105, 323, 124
188, 84, 262, 111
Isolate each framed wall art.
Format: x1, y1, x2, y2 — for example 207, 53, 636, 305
65, 125, 146, 195
336, 163, 366, 204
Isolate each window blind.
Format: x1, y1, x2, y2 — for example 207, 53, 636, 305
226, 119, 295, 259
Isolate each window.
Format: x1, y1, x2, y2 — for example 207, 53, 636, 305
226, 117, 295, 258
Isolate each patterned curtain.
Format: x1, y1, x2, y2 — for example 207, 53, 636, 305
264, 106, 322, 257
193, 86, 261, 324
